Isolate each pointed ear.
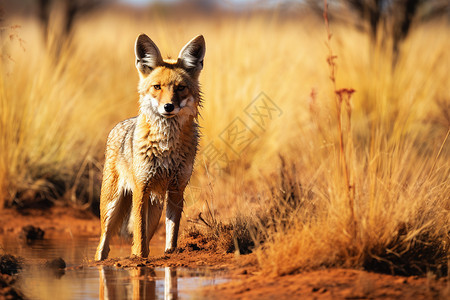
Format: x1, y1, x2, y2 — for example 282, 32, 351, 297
178, 35, 205, 75
135, 34, 163, 75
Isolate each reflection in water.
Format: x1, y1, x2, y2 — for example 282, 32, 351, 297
165, 267, 177, 300
132, 268, 157, 300
99, 266, 179, 300
1, 235, 226, 299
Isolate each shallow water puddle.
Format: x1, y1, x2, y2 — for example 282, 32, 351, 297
18, 265, 225, 299
1, 236, 227, 299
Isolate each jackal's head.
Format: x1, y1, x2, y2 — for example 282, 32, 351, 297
135, 34, 205, 120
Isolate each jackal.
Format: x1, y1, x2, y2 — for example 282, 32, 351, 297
95, 34, 205, 261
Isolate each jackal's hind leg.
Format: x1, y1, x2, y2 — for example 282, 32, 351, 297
165, 190, 184, 253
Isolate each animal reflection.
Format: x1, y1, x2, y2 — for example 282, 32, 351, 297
99, 266, 178, 300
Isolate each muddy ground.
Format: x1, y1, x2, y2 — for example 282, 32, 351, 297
0, 207, 448, 299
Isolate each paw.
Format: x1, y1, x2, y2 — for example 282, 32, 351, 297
95, 252, 107, 261
95, 246, 110, 261
131, 242, 150, 257
164, 247, 177, 254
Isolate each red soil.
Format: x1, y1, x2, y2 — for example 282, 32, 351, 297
0, 207, 448, 299
202, 268, 449, 299
0, 206, 100, 238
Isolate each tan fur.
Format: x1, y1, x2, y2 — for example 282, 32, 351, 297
95, 34, 205, 260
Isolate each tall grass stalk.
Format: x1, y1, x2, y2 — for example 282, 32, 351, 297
324, 0, 357, 239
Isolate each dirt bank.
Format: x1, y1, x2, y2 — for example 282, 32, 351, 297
87, 248, 258, 272
201, 268, 449, 299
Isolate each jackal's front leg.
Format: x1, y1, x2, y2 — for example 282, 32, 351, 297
165, 190, 184, 253
131, 187, 150, 257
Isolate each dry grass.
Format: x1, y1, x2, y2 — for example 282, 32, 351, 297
0, 4, 448, 275
254, 13, 450, 276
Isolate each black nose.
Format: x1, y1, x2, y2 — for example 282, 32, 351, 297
164, 103, 175, 113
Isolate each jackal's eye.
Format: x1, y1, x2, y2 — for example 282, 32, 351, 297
153, 85, 161, 90
176, 85, 186, 92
